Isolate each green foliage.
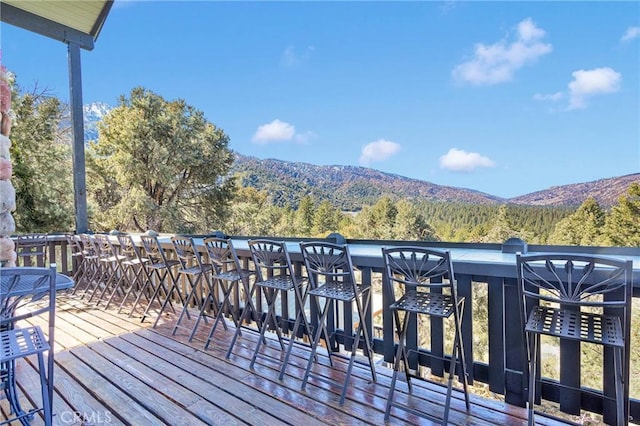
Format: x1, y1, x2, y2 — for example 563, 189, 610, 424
86, 87, 235, 233
549, 197, 605, 245
547, 184, 640, 247
602, 183, 640, 247
481, 205, 531, 243
9, 81, 74, 233
414, 202, 572, 243
295, 196, 315, 235
312, 200, 340, 236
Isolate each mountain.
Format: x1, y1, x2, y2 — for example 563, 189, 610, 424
232, 154, 504, 210
83, 102, 112, 142
508, 173, 639, 207
232, 154, 638, 210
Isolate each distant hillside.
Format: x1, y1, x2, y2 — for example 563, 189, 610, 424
232, 154, 504, 210
509, 173, 639, 207
232, 154, 638, 210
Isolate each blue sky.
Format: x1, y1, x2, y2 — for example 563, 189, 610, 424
2, 1, 639, 199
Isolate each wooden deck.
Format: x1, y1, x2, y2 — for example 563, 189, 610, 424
2, 294, 570, 426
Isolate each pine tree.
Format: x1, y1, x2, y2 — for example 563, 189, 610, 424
295, 195, 315, 236
10, 81, 74, 232
603, 183, 640, 247
87, 87, 235, 233
549, 197, 605, 246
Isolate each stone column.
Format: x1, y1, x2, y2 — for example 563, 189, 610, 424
0, 65, 16, 267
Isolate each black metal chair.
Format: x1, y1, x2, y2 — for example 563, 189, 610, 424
0, 265, 57, 425
89, 234, 127, 308
516, 254, 632, 426
138, 234, 183, 326
115, 234, 151, 315
300, 241, 377, 405
246, 240, 313, 376
382, 247, 470, 424
65, 233, 86, 289
16, 233, 48, 267
189, 237, 250, 345
171, 236, 214, 336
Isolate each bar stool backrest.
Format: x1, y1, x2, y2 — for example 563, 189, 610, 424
79, 234, 97, 256
382, 247, 456, 300
140, 235, 171, 267
204, 237, 243, 275
517, 254, 632, 309
171, 236, 207, 271
117, 234, 144, 262
16, 233, 48, 267
249, 239, 296, 281
93, 234, 115, 259
300, 241, 356, 289
64, 233, 80, 252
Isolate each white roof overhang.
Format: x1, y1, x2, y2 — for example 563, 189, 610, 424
1, 1, 113, 51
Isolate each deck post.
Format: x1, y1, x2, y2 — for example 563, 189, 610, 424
67, 41, 89, 233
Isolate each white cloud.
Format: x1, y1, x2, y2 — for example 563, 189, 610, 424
359, 139, 401, 166
281, 45, 315, 67
621, 26, 640, 43
568, 67, 621, 110
452, 18, 552, 86
252, 119, 296, 144
439, 148, 495, 172
252, 119, 316, 145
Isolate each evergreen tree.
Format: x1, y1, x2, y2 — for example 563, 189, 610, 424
10, 80, 74, 232
225, 186, 269, 236
312, 200, 339, 236
360, 196, 397, 239
549, 197, 605, 246
295, 195, 315, 236
87, 87, 235, 233
394, 199, 438, 241
603, 183, 640, 247
481, 205, 526, 243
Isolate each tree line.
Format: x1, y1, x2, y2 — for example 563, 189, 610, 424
9, 81, 639, 247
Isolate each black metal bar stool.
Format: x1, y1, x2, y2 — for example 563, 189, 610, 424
516, 254, 632, 426
245, 240, 313, 376
300, 241, 377, 405
15, 233, 48, 267
138, 234, 183, 326
190, 237, 254, 346
115, 233, 151, 315
171, 236, 214, 336
382, 246, 470, 425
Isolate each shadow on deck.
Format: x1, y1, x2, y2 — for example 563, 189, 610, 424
1, 294, 569, 425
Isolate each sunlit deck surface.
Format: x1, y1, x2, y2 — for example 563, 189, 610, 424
3, 294, 570, 426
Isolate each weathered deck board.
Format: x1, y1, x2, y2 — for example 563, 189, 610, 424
1, 294, 571, 425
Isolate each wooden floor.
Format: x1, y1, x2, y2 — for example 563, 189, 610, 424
1, 294, 571, 426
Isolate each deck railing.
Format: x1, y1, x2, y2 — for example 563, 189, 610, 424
34, 234, 640, 423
